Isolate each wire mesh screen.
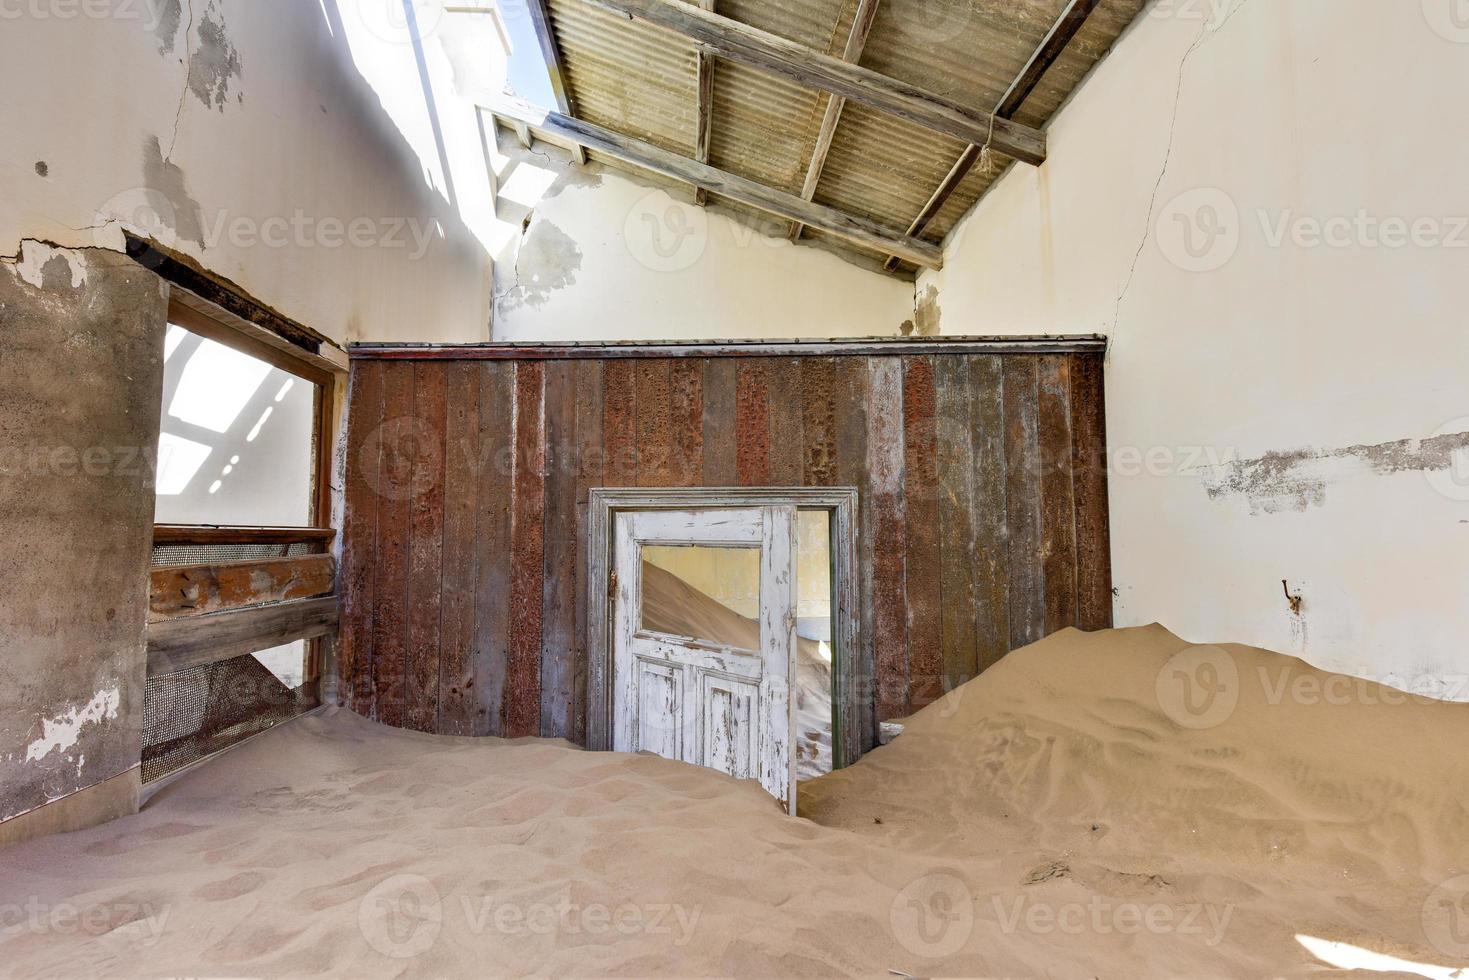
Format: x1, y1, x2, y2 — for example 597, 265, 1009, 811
142, 651, 315, 784
151, 541, 318, 567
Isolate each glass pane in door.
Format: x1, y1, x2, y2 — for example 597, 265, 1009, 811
640, 545, 761, 651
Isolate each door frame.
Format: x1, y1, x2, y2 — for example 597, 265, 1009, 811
588, 488, 861, 770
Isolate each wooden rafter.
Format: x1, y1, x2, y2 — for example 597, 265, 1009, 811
481, 95, 943, 268
591, 0, 1047, 166
883, 0, 1102, 271
788, 0, 882, 241
525, 0, 588, 164
693, 0, 716, 206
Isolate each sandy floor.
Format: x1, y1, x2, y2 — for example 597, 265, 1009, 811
3, 624, 1469, 977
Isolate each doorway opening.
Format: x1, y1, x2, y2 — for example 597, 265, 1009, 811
587, 489, 859, 812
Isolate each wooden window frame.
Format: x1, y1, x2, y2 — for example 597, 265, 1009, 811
152, 293, 342, 697
163, 296, 336, 530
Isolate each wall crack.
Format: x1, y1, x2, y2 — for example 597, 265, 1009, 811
1110, 0, 1256, 345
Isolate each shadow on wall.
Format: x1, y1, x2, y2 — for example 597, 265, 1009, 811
123, 0, 499, 343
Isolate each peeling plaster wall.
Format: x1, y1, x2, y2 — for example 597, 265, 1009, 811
488, 137, 915, 341
0, 0, 498, 345
918, 1, 1469, 688
0, 245, 165, 825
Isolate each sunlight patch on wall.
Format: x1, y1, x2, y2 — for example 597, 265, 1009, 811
168, 339, 271, 434
155, 432, 212, 496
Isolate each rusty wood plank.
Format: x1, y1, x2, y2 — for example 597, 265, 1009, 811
801, 357, 838, 487
669, 360, 705, 487
635, 359, 674, 487
572, 359, 605, 744
735, 360, 771, 486
505, 361, 546, 738
866, 357, 907, 721
404, 363, 446, 733
1069, 353, 1113, 631
372, 364, 414, 727
767, 357, 804, 487
1038, 355, 1078, 636
438, 362, 480, 735
902, 356, 942, 708
701, 358, 738, 486
832, 357, 872, 756
541, 361, 577, 738
149, 554, 336, 622
1003, 357, 1044, 649
147, 597, 340, 676
602, 360, 638, 487
341, 361, 382, 715
933, 356, 978, 695
152, 526, 335, 545
473, 362, 515, 736
969, 356, 1010, 672
353, 336, 1109, 361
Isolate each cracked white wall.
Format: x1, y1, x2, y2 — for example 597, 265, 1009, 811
1, 0, 498, 346
919, 0, 1469, 690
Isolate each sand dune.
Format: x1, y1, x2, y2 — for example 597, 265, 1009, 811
3, 625, 1468, 977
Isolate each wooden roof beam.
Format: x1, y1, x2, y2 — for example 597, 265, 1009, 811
481, 95, 943, 269
788, 0, 882, 241
526, 0, 588, 165
883, 0, 1101, 271
589, 0, 1047, 166
693, 0, 716, 206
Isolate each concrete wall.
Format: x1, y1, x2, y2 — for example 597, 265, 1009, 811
0, 244, 165, 826
918, 0, 1469, 691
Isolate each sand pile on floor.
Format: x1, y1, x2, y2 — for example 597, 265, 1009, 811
3, 625, 1468, 977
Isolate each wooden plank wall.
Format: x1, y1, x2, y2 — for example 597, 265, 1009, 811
339, 351, 1111, 752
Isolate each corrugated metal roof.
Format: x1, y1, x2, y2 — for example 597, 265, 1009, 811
543, 0, 1148, 275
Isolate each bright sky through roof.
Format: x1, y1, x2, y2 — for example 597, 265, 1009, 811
497, 0, 557, 105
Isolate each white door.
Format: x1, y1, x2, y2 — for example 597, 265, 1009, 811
612, 506, 798, 812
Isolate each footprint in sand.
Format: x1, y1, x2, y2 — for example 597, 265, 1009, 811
193, 871, 268, 902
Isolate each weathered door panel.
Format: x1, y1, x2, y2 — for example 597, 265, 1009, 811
612, 506, 797, 811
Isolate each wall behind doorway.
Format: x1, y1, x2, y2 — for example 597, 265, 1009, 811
337, 341, 1112, 758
